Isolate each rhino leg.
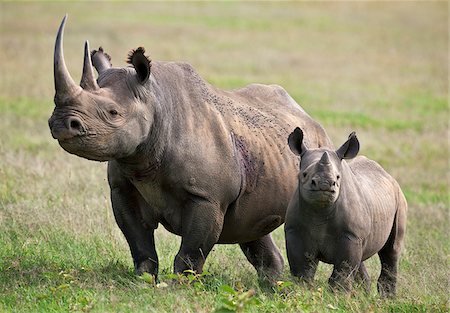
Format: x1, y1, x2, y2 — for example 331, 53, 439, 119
108, 164, 158, 278
239, 234, 284, 283
285, 227, 318, 282
355, 262, 371, 293
377, 250, 398, 298
328, 236, 362, 292
173, 200, 224, 275
377, 203, 406, 298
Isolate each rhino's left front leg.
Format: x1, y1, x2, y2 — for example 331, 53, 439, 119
329, 234, 363, 292
174, 199, 224, 274
108, 162, 159, 277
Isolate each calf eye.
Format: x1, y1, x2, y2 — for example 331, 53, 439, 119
337, 175, 340, 180
109, 109, 118, 116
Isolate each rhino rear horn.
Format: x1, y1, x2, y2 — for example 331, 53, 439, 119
54, 14, 82, 100
91, 47, 112, 75
80, 40, 99, 91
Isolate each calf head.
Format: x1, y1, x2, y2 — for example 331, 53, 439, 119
48, 15, 153, 161
288, 127, 359, 206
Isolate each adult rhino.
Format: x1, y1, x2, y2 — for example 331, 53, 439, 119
285, 128, 407, 296
48, 16, 332, 281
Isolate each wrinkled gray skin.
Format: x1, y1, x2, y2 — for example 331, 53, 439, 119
285, 127, 407, 297
48, 16, 332, 281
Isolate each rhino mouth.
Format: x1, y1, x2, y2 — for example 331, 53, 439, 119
303, 189, 338, 204
308, 189, 336, 194
58, 135, 111, 162
57, 132, 97, 143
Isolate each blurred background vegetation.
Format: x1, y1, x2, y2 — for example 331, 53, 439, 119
0, 2, 448, 312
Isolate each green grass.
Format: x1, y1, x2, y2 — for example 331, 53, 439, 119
1, 2, 448, 312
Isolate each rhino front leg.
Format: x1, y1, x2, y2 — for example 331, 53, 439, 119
239, 234, 284, 283
173, 200, 224, 274
109, 164, 158, 277
285, 227, 318, 283
355, 262, 371, 293
328, 236, 363, 292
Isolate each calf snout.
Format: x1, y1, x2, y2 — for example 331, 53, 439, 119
49, 115, 86, 140
311, 176, 337, 192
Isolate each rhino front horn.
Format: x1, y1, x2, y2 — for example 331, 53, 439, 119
319, 151, 331, 165
54, 15, 81, 100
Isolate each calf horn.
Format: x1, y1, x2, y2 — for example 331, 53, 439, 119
319, 151, 331, 165
54, 15, 81, 100
80, 40, 99, 91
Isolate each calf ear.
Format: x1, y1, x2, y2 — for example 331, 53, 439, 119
336, 131, 359, 159
127, 47, 151, 84
288, 127, 307, 156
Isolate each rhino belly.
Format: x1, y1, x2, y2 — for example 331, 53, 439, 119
218, 184, 292, 243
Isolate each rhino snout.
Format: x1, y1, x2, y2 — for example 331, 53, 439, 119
49, 115, 86, 141
310, 176, 337, 192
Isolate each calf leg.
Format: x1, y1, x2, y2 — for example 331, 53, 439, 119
355, 262, 371, 293
377, 248, 398, 298
285, 227, 318, 283
329, 262, 360, 292
377, 203, 406, 298
239, 234, 284, 282
329, 236, 362, 292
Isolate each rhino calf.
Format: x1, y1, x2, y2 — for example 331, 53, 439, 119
285, 128, 407, 297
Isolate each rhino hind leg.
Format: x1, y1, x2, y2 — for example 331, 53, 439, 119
239, 234, 284, 284
377, 244, 399, 298
377, 201, 406, 298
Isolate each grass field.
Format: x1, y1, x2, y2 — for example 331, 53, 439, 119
0, 2, 448, 312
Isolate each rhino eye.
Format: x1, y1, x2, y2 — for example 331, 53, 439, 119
109, 109, 118, 116
302, 172, 307, 178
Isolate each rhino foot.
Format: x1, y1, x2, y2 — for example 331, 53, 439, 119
135, 258, 158, 279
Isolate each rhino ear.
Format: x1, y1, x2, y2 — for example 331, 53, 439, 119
288, 127, 307, 156
336, 131, 359, 160
127, 47, 151, 84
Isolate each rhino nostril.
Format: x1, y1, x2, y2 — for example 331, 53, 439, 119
68, 117, 83, 132
311, 179, 317, 187
70, 119, 80, 129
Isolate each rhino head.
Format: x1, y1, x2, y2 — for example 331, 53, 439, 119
288, 127, 359, 206
48, 15, 154, 161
